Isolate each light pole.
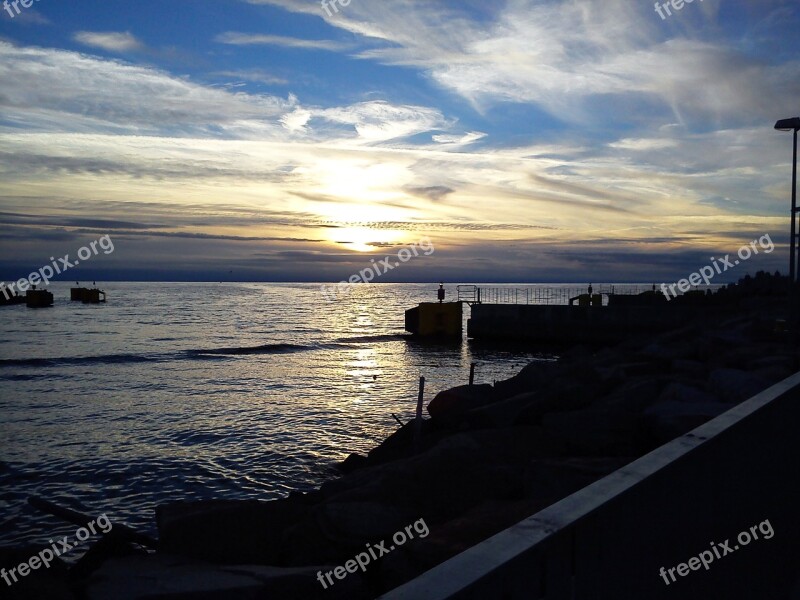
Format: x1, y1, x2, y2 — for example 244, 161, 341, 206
775, 117, 800, 282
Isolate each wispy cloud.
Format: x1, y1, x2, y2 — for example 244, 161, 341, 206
73, 31, 145, 53
215, 32, 349, 51
213, 69, 289, 86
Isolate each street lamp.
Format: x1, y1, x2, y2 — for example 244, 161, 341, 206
775, 117, 800, 282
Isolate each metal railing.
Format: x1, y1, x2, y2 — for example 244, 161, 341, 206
456, 285, 659, 306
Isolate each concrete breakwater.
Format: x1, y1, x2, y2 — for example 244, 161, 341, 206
467, 273, 789, 343
2, 284, 797, 599
466, 302, 711, 343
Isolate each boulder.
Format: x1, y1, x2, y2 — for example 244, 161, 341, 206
708, 368, 771, 403
378, 498, 539, 593
157, 499, 307, 566
85, 554, 368, 600
463, 391, 540, 428
426, 384, 494, 426
598, 378, 664, 413
492, 361, 559, 401
671, 359, 707, 377
643, 400, 731, 444
513, 385, 594, 426
657, 382, 719, 405
313, 502, 420, 546
523, 457, 632, 506
338, 453, 368, 473
0, 545, 72, 600
541, 409, 640, 455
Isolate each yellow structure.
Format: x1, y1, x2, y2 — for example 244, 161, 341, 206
405, 302, 463, 337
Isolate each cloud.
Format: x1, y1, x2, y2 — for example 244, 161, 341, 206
0, 41, 296, 136
316, 101, 449, 142
432, 131, 487, 146
404, 186, 455, 202
257, 0, 800, 128
215, 32, 348, 51
2, 9, 50, 25
212, 69, 288, 86
73, 31, 144, 53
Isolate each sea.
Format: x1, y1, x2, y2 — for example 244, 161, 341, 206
0, 281, 647, 550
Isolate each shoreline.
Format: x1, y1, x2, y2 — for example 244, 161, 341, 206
3, 272, 797, 599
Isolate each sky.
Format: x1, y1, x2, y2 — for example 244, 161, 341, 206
0, 0, 799, 284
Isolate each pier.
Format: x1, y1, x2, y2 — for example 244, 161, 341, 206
405, 284, 723, 343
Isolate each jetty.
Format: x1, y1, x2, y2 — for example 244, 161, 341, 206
406, 275, 787, 344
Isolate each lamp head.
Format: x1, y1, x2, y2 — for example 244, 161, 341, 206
775, 117, 800, 131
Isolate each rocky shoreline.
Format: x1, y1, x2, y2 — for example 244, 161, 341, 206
3, 272, 798, 599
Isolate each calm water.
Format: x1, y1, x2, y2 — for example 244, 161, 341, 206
1, 282, 578, 547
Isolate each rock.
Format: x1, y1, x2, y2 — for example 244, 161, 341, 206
454, 427, 566, 463
378, 498, 539, 593
313, 502, 420, 546
0, 545, 73, 599
643, 400, 731, 444
613, 362, 664, 377
747, 355, 794, 372
708, 368, 771, 403
426, 384, 494, 426
644, 400, 730, 419
657, 382, 719, 405
513, 385, 594, 426
541, 409, 640, 455
463, 391, 540, 428
598, 378, 664, 413
85, 554, 368, 600
338, 453, 368, 473
640, 341, 693, 362
492, 361, 559, 401
747, 355, 795, 384
523, 457, 632, 505
156, 499, 307, 566
671, 359, 707, 377
284, 433, 525, 566
361, 419, 442, 467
